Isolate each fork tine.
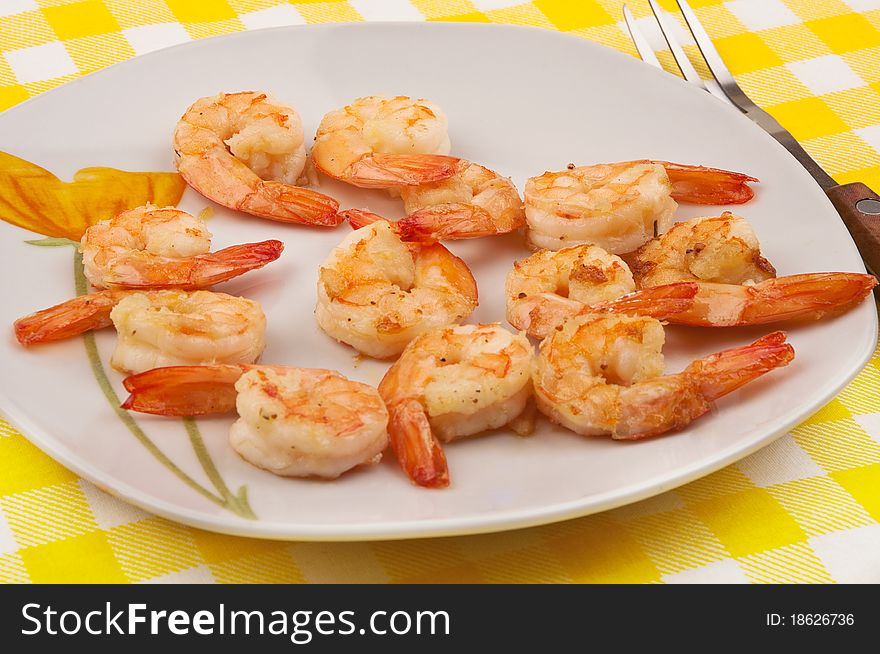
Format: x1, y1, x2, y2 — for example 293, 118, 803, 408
648, 0, 733, 105
625, 2, 734, 107
622, 4, 662, 69
647, 0, 702, 86
675, 0, 749, 108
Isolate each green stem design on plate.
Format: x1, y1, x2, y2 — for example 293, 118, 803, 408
26, 236, 80, 247
183, 417, 256, 519
61, 245, 255, 519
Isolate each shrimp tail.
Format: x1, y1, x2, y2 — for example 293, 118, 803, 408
738, 273, 878, 324
388, 399, 449, 488
345, 154, 460, 189
614, 331, 794, 440
104, 240, 285, 289
687, 331, 795, 401
590, 282, 699, 319
192, 239, 285, 286
666, 273, 878, 327
345, 204, 507, 243
13, 290, 123, 346
648, 160, 758, 205
242, 182, 341, 226
341, 209, 384, 231
121, 364, 247, 416
397, 203, 502, 243
748, 331, 788, 347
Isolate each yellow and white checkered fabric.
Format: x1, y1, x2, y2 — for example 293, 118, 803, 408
2, 0, 880, 584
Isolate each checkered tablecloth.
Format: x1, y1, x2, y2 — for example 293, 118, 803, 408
2, 0, 879, 584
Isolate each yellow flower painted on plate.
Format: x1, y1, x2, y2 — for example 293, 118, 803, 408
0, 151, 186, 240
0, 150, 255, 519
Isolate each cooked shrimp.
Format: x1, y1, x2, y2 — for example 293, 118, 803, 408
524, 161, 757, 253
533, 314, 794, 440
14, 290, 265, 373
109, 291, 265, 373
505, 244, 698, 338
122, 365, 388, 479
378, 324, 534, 488
315, 218, 478, 359
629, 213, 877, 326
174, 91, 340, 225
344, 160, 524, 242
80, 204, 283, 289
630, 213, 776, 288
311, 95, 459, 189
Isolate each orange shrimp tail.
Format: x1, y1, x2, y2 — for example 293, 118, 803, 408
13, 290, 122, 346
388, 399, 449, 488
614, 331, 794, 441
747, 331, 788, 347
344, 154, 460, 189
591, 282, 699, 318
340, 209, 385, 231
242, 182, 341, 226
689, 331, 795, 401
614, 376, 713, 440
196, 239, 284, 285
739, 273, 878, 325
105, 240, 285, 290
648, 160, 758, 205
121, 364, 247, 416
397, 204, 501, 243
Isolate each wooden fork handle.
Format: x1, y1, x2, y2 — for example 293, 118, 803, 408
826, 182, 880, 276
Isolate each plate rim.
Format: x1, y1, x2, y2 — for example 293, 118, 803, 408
0, 21, 876, 541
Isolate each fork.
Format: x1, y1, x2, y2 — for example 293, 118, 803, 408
623, 0, 880, 276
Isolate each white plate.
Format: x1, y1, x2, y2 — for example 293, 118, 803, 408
0, 23, 875, 541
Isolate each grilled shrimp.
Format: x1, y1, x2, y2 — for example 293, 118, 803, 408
630, 213, 776, 288
311, 95, 459, 189
80, 204, 283, 289
14, 290, 265, 374
505, 244, 698, 338
344, 160, 524, 242
315, 217, 478, 358
122, 365, 388, 479
379, 324, 534, 488
631, 213, 878, 326
524, 161, 757, 253
533, 314, 794, 440
173, 91, 340, 225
